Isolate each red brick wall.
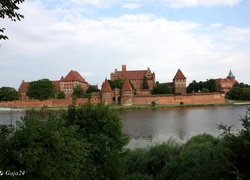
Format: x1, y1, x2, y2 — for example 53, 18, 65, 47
0, 98, 89, 108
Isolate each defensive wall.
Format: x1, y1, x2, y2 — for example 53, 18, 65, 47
133, 92, 225, 105
0, 93, 225, 108
0, 98, 89, 108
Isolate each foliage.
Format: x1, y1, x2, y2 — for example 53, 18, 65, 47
72, 85, 85, 99
227, 87, 250, 100
66, 103, 129, 179
109, 79, 124, 90
26, 79, 56, 100
187, 79, 216, 93
152, 83, 172, 94
0, 86, 19, 101
56, 91, 65, 99
151, 101, 156, 107
86, 85, 99, 94
142, 76, 149, 89
201, 88, 209, 92
0, 103, 128, 179
233, 82, 250, 88
124, 108, 250, 180
0, 0, 25, 40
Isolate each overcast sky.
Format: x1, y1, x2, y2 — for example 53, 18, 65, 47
1, 0, 250, 89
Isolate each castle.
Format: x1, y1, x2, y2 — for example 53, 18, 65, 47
17, 65, 237, 106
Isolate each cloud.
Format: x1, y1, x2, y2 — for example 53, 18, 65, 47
122, 3, 142, 9
1, 0, 249, 89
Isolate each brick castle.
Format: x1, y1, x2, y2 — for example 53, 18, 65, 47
13, 65, 237, 107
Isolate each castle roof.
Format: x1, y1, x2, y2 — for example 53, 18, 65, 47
122, 78, 133, 91
118, 70, 149, 80
102, 79, 112, 92
173, 69, 186, 79
227, 69, 235, 79
61, 70, 87, 83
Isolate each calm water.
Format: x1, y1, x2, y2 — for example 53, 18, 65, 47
120, 105, 249, 149
0, 105, 248, 149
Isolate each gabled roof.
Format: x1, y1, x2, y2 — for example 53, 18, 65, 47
122, 78, 133, 91
61, 70, 86, 83
173, 69, 186, 79
102, 79, 112, 92
118, 70, 148, 80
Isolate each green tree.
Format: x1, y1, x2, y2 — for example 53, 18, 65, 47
66, 103, 129, 179
0, 0, 25, 40
109, 79, 124, 90
201, 88, 209, 92
26, 79, 56, 100
152, 83, 171, 94
0, 103, 128, 179
72, 85, 85, 99
0, 86, 19, 101
56, 91, 65, 99
142, 76, 149, 89
86, 85, 99, 94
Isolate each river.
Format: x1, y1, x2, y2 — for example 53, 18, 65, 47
0, 105, 249, 149
120, 105, 249, 149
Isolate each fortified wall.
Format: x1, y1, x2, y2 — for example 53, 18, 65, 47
0, 93, 225, 108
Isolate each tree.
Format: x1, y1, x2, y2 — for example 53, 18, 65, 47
26, 79, 56, 100
56, 91, 65, 99
72, 85, 85, 99
0, 103, 128, 179
86, 85, 99, 94
109, 79, 124, 90
0, 86, 19, 101
142, 76, 149, 89
187, 79, 216, 93
152, 83, 171, 94
0, 0, 25, 40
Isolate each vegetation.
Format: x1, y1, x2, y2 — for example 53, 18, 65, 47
186, 79, 216, 93
86, 85, 99, 94
72, 85, 85, 99
152, 82, 172, 94
56, 91, 65, 99
142, 76, 149, 89
0, 86, 19, 101
26, 79, 56, 100
109, 79, 124, 90
0, 0, 25, 40
124, 108, 250, 179
0, 103, 128, 179
227, 82, 250, 100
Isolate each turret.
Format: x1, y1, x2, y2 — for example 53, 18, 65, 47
173, 69, 186, 95
121, 78, 133, 106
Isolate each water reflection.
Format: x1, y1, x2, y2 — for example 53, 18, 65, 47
120, 105, 248, 149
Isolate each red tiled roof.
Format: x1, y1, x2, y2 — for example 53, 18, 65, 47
61, 70, 86, 83
102, 79, 112, 92
118, 70, 148, 80
174, 69, 186, 79
122, 78, 133, 91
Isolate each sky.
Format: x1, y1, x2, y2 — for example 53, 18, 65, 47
1, 0, 250, 90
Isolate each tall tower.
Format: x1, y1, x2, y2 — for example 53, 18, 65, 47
227, 69, 235, 79
121, 78, 133, 106
173, 69, 186, 95
101, 79, 113, 105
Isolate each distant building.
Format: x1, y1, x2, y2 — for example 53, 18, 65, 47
19, 70, 92, 99
110, 65, 156, 91
215, 69, 238, 93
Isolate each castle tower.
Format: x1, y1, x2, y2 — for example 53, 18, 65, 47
173, 69, 186, 95
101, 79, 113, 105
227, 69, 235, 79
121, 78, 133, 106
